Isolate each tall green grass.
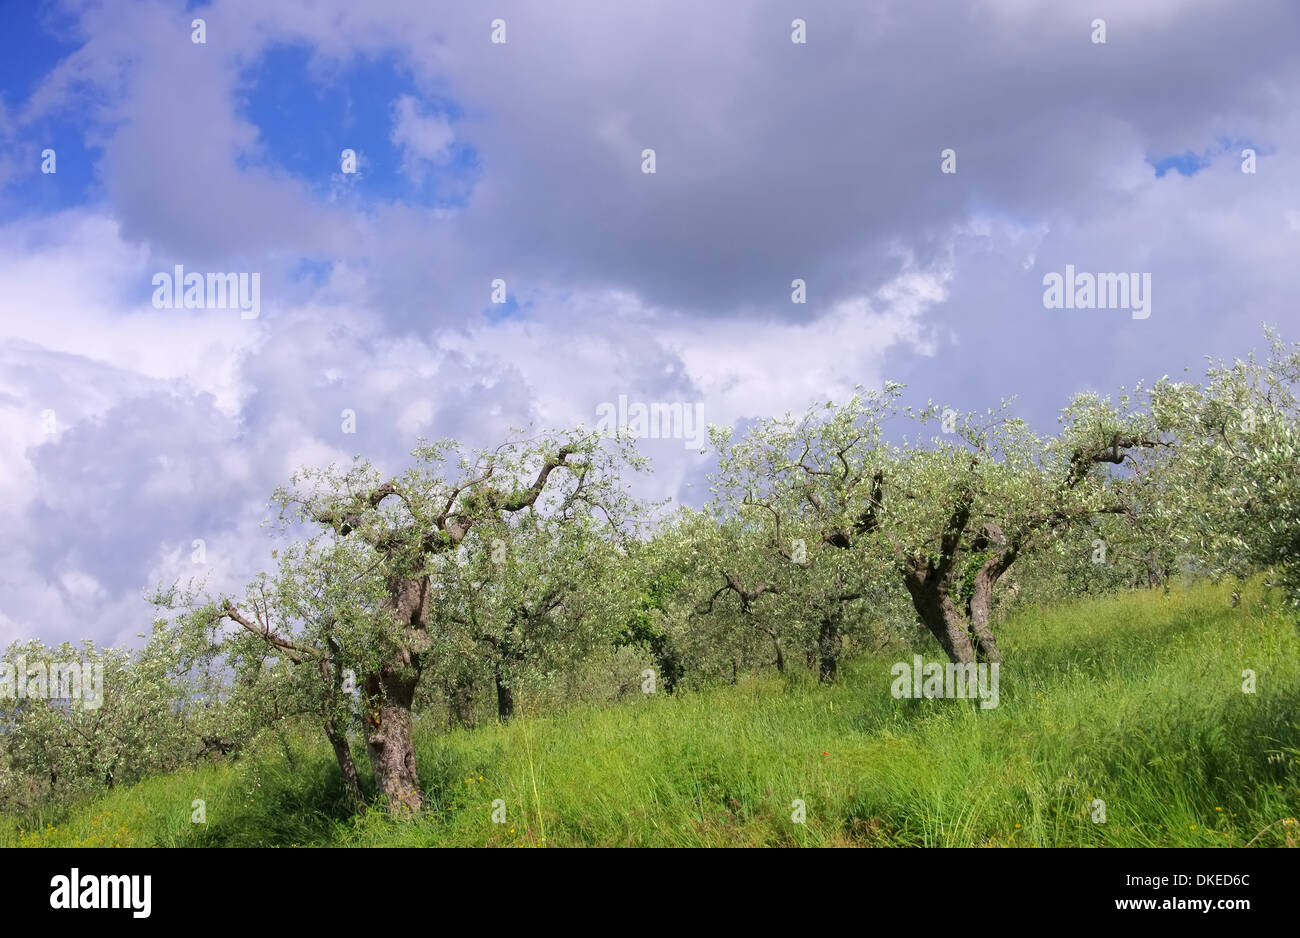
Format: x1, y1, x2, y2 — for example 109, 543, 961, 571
5, 580, 1298, 847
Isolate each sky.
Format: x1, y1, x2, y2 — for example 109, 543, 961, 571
0, 0, 1298, 648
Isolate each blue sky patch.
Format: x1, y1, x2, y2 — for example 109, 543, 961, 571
1147, 137, 1262, 179
1148, 150, 1211, 178
234, 44, 480, 208
0, 3, 102, 214
484, 295, 523, 324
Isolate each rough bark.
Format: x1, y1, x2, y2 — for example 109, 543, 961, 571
904, 570, 977, 664
364, 660, 422, 815
966, 581, 1002, 664
897, 479, 985, 665
965, 526, 1015, 663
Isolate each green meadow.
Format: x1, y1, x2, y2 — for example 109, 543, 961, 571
6, 580, 1297, 848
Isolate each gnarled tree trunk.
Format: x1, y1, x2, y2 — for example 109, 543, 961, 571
965, 531, 1014, 663
904, 569, 977, 665
363, 646, 422, 815
966, 589, 1002, 663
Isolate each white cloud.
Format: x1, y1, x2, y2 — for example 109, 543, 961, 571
391, 94, 455, 181
2, 0, 1300, 648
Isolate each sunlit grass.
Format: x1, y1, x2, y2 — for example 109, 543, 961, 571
6, 580, 1298, 847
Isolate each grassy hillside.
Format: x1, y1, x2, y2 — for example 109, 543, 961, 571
6, 580, 1299, 847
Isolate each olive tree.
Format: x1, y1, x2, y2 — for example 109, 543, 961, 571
436, 510, 637, 722
708, 391, 911, 682
0, 626, 234, 814
711, 384, 1170, 666
1155, 328, 1300, 608
175, 431, 641, 815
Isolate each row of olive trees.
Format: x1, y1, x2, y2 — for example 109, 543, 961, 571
599, 325, 1300, 701
49, 329, 1288, 817
146, 406, 1185, 813
0, 628, 256, 816
683, 380, 1180, 673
